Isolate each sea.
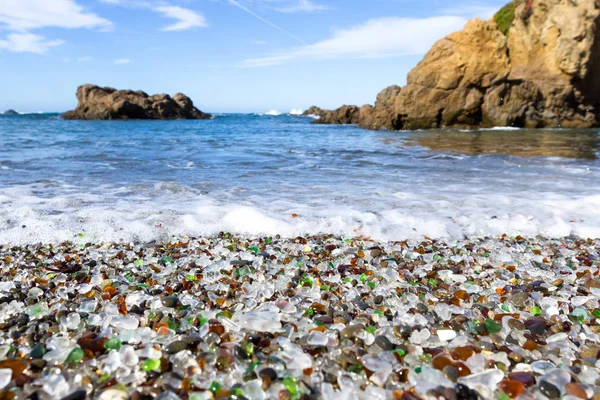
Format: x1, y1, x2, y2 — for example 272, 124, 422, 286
1, 112, 599, 245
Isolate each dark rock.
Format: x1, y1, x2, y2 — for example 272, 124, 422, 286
61, 390, 87, 400
62, 84, 211, 120
313, 105, 362, 125
538, 380, 561, 399
2, 109, 18, 115
164, 340, 188, 354
374, 335, 394, 350
455, 383, 480, 400
355, 301, 370, 310
30, 343, 46, 359
161, 296, 179, 308
258, 367, 278, 381
302, 106, 327, 117
231, 260, 253, 266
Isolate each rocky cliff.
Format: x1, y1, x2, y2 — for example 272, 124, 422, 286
62, 84, 212, 120
309, 0, 600, 130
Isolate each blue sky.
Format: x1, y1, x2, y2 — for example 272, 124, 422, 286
0, 0, 506, 113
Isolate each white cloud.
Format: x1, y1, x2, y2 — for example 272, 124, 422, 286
0, 0, 112, 31
241, 16, 467, 67
99, 1, 206, 32
0, 32, 64, 54
78, 56, 92, 62
0, 0, 110, 54
276, 0, 328, 13
113, 58, 132, 64
154, 6, 207, 31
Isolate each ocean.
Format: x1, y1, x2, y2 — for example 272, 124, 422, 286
0, 112, 599, 244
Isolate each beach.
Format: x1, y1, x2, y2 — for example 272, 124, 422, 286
3, 0, 600, 398
0, 234, 599, 399
0, 115, 599, 399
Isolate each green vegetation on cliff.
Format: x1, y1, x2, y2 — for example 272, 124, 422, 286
494, 0, 523, 36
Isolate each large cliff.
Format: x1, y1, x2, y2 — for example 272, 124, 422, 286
308, 0, 600, 130
62, 84, 212, 120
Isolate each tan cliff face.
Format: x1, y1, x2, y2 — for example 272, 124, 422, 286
509, 0, 600, 82
396, 19, 511, 129
310, 0, 600, 130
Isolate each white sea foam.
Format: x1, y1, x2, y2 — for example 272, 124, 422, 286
481, 126, 522, 131
264, 109, 281, 116
289, 108, 303, 115
0, 182, 599, 245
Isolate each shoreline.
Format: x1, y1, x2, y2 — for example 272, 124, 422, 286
0, 234, 598, 398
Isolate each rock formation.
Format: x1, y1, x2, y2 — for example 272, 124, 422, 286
309, 0, 600, 130
302, 106, 327, 117
313, 105, 362, 125
2, 109, 18, 115
62, 84, 211, 120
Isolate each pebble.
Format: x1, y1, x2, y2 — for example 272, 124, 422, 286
510, 292, 529, 308
0, 369, 11, 389
539, 380, 561, 399
161, 296, 179, 308
437, 329, 457, 341
565, 383, 588, 400
164, 340, 188, 354
0, 235, 596, 399
374, 335, 394, 350
306, 331, 329, 346
99, 388, 129, 400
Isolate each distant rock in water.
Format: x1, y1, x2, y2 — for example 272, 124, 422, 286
62, 84, 211, 120
3, 109, 18, 115
313, 105, 362, 125
311, 0, 600, 130
302, 106, 327, 118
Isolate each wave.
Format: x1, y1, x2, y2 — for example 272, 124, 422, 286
0, 183, 599, 245
289, 108, 303, 115
480, 126, 522, 131
264, 109, 281, 116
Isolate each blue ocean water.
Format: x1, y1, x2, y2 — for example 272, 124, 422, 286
1, 112, 600, 244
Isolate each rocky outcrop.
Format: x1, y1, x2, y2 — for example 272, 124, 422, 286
302, 106, 327, 117
311, 0, 600, 130
357, 85, 402, 130
2, 109, 18, 115
62, 84, 211, 120
313, 105, 362, 125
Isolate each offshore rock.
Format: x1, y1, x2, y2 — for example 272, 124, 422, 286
313, 105, 362, 125
312, 0, 600, 130
302, 106, 328, 118
62, 84, 212, 120
2, 109, 18, 115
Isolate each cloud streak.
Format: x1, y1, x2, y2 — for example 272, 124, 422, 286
241, 16, 467, 67
100, 1, 207, 32
113, 58, 132, 64
227, 0, 307, 45
154, 6, 207, 31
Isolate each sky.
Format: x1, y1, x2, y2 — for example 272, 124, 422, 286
0, 0, 506, 113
